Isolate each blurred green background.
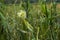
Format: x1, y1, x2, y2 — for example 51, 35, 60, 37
0, 0, 60, 40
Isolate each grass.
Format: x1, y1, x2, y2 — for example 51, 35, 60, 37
0, 0, 60, 40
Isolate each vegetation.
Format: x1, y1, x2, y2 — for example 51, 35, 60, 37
0, 0, 60, 40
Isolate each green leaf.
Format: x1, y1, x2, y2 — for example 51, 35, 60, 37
0, 12, 5, 19
23, 19, 33, 32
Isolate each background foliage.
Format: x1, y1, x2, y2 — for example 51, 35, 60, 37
0, 0, 60, 40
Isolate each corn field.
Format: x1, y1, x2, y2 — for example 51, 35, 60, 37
0, 0, 60, 40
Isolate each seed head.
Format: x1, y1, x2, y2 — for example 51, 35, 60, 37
17, 10, 26, 19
